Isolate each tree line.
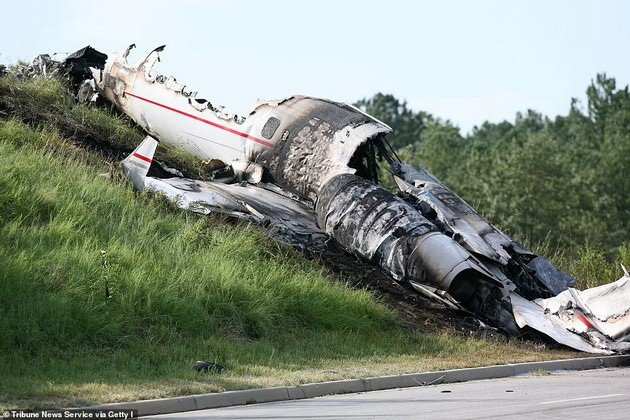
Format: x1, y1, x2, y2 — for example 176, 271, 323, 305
356, 74, 629, 259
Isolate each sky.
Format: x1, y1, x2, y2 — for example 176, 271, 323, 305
1, 0, 629, 133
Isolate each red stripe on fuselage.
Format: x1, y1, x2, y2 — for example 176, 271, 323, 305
133, 152, 153, 163
576, 313, 594, 329
125, 92, 274, 148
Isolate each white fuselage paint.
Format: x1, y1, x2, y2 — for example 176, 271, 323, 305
98, 47, 280, 165
127, 78, 273, 163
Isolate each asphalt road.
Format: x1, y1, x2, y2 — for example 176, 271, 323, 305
150, 367, 629, 419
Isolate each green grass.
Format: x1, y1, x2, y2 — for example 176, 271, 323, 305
550, 244, 629, 289
0, 119, 395, 346
0, 78, 582, 409
0, 77, 201, 176
521, 234, 629, 290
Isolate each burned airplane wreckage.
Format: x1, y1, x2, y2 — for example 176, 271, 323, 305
30, 45, 630, 354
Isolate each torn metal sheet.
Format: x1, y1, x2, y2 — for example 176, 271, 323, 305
510, 293, 613, 354
62, 46, 107, 89
122, 136, 327, 250
536, 270, 630, 344
9, 46, 108, 103
512, 269, 630, 353
52, 44, 629, 354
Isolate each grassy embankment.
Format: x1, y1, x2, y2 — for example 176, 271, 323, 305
0, 78, 582, 410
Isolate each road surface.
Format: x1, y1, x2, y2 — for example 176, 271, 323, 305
150, 367, 629, 419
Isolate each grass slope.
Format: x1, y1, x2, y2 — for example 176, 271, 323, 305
0, 79, 578, 409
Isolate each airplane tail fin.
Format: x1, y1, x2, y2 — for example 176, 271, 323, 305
121, 135, 158, 190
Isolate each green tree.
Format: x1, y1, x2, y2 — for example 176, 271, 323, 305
355, 93, 429, 149
358, 75, 629, 255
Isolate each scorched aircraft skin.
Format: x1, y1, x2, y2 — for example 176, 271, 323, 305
73, 45, 628, 354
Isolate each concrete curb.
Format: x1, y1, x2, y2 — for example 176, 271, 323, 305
91, 355, 630, 417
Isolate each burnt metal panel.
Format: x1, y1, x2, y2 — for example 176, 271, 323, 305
256, 97, 386, 200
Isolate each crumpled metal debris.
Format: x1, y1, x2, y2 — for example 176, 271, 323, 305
122, 136, 327, 250
512, 267, 630, 353
42, 44, 629, 353
8, 46, 107, 102
13, 54, 62, 79
62, 46, 107, 89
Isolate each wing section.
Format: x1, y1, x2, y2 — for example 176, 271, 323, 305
121, 139, 326, 250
